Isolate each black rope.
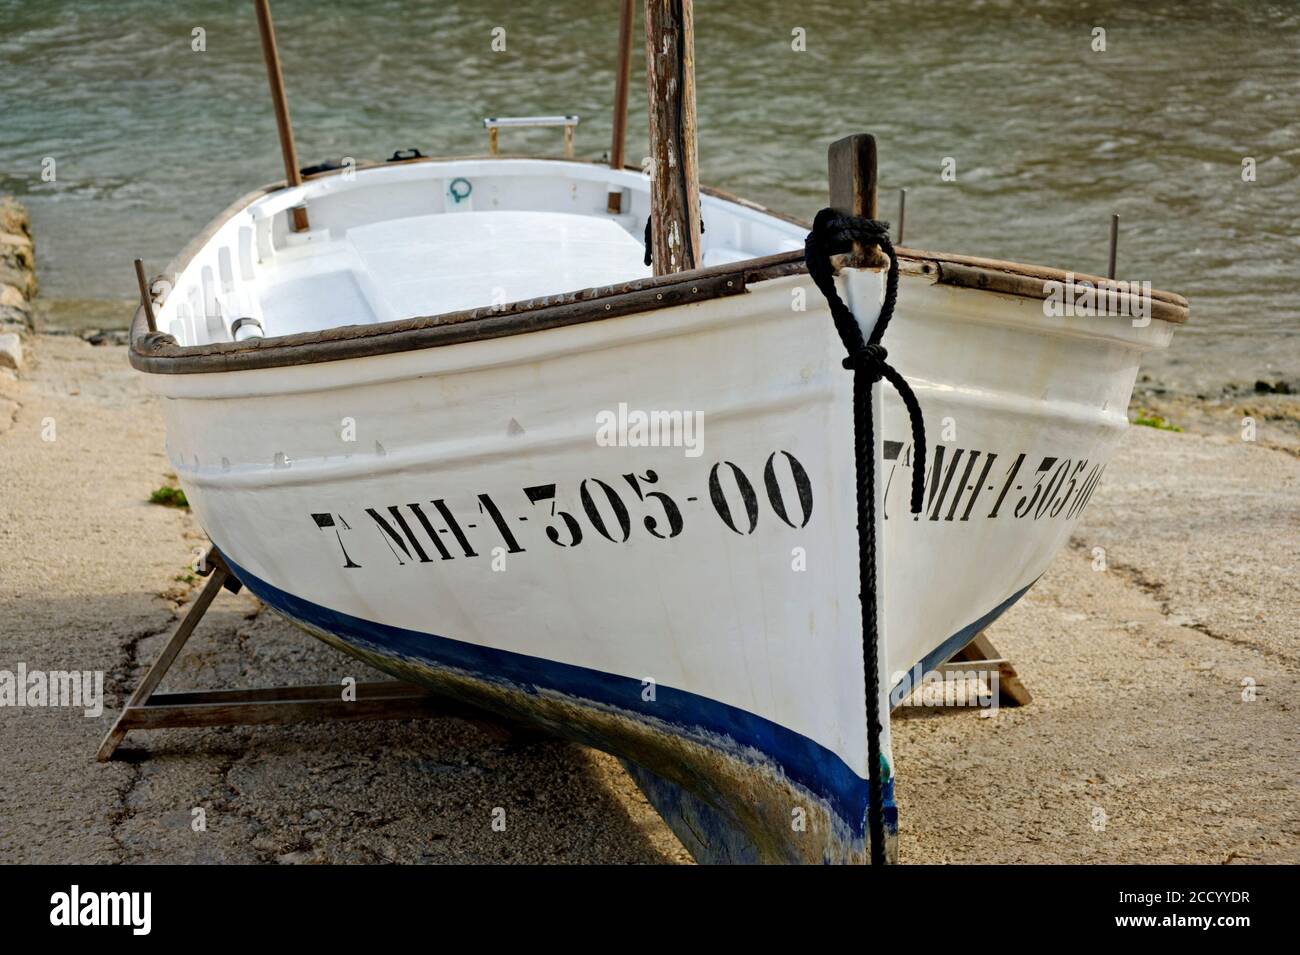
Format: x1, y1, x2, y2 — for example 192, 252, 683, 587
804, 208, 926, 865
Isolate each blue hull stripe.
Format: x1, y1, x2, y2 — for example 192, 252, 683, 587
221, 555, 1030, 840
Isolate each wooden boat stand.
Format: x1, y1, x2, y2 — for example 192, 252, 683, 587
938, 632, 1032, 707
96, 548, 521, 762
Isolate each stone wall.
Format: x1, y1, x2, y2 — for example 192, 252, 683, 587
0, 196, 36, 372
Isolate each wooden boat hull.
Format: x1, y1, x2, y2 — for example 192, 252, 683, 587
129, 159, 1179, 862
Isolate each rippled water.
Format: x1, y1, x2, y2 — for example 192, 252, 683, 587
2, 0, 1297, 391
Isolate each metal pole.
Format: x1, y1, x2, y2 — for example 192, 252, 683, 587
897, 188, 907, 246
1107, 213, 1119, 279
133, 258, 157, 334
608, 0, 635, 213
254, 0, 309, 232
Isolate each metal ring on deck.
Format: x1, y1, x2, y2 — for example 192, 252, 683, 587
448, 177, 473, 203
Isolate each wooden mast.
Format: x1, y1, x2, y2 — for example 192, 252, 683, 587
607, 0, 636, 214
643, 0, 701, 275
254, 0, 309, 232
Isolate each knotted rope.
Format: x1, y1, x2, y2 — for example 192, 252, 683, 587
804, 208, 926, 865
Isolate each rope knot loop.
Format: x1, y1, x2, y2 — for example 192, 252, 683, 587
841, 343, 888, 376
804, 207, 927, 517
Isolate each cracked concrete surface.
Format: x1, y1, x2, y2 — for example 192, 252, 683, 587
1, 336, 1295, 863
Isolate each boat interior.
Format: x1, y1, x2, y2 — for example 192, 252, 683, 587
156, 158, 807, 348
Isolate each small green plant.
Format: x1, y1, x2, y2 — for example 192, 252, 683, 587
1132, 410, 1182, 432
149, 485, 189, 508
174, 572, 197, 584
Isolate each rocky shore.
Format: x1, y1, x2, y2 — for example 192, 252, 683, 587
0, 197, 36, 373
1132, 375, 1300, 458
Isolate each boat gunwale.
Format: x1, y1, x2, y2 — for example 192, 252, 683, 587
129, 155, 1189, 375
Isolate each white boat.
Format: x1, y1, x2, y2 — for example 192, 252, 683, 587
126, 3, 1186, 864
